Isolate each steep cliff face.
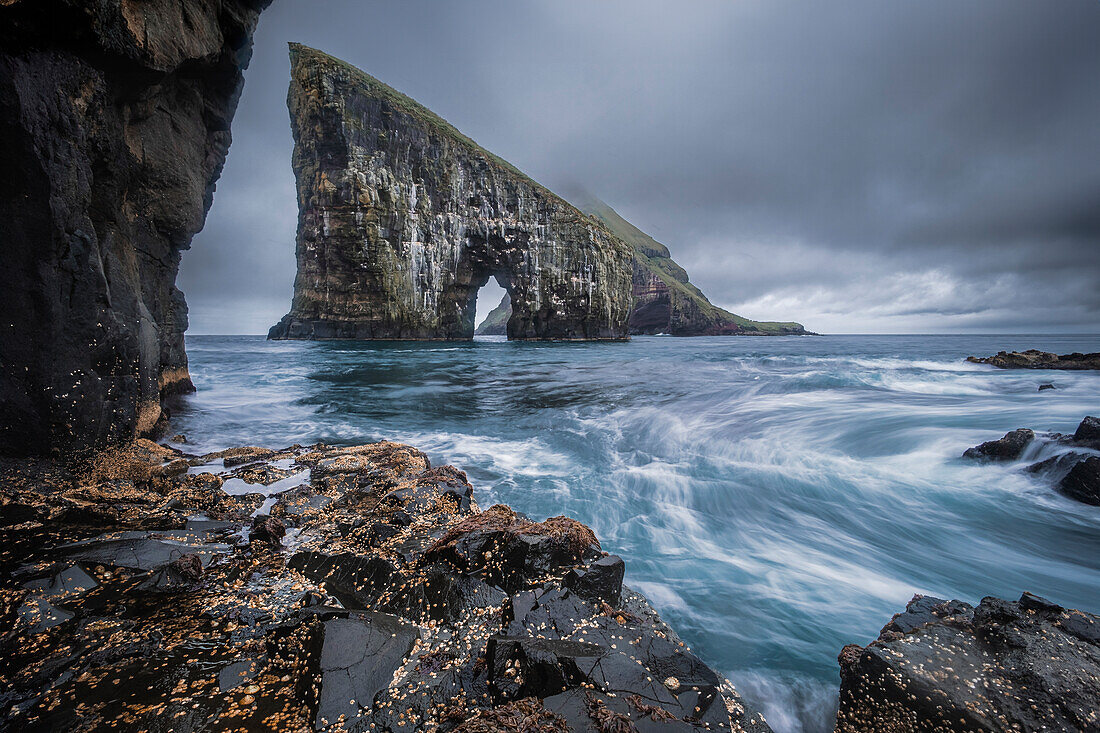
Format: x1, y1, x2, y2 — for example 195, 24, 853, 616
575, 196, 808, 336
475, 293, 511, 336
0, 0, 270, 455
269, 44, 633, 342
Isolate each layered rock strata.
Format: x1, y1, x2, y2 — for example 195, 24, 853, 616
0, 0, 271, 456
837, 592, 1100, 732
269, 45, 633, 342
1, 438, 771, 731
966, 350, 1100, 370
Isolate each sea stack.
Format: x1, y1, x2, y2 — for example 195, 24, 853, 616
269, 44, 633, 341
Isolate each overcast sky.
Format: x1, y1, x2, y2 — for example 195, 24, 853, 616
182, 0, 1100, 335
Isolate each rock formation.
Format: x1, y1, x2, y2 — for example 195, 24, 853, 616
475, 293, 511, 336
964, 416, 1100, 505
479, 193, 810, 337
269, 45, 633, 342
836, 592, 1100, 732
0, 0, 271, 456
574, 195, 809, 336
1, 438, 772, 732
967, 350, 1100, 370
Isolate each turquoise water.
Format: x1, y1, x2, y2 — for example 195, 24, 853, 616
173, 334, 1100, 732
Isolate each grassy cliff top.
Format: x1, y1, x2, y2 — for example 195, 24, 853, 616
289, 43, 581, 213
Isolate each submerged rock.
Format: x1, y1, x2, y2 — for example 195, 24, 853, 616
966, 349, 1100, 370
269, 44, 632, 342
836, 592, 1100, 732
0, 0, 271, 456
962, 428, 1034, 461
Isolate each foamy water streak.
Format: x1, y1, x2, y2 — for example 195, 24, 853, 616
174, 334, 1100, 732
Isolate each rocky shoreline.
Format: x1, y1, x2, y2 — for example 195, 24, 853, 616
1, 439, 772, 731
4, 435, 1100, 731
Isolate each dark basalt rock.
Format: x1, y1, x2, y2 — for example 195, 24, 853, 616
1059, 456, 1100, 506
1074, 415, 1100, 442
1, 439, 770, 732
962, 428, 1034, 461
268, 44, 633, 342
1038, 382, 1056, 391
249, 515, 286, 546
966, 349, 1100, 370
836, 592, 1100, 733
0, 0, 272, 456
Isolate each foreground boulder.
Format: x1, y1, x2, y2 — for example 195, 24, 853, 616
1, 439, 770, 731
837, 593, 1100, 732
966, 350, 1100, 370
0, 0, 272, 456
1059, 456, 1100, 506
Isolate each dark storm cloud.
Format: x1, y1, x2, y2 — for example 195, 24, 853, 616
181, 0, 1100, 334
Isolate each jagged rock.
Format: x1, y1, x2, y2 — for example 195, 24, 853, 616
423, 504, 601, 593
0, 439, 769, 732
1038, 382, 1056, 391
1074, 415, 1100, 442
836, 593, 1100, 733
268, 44, 633, 342
962, 428, 1034, 461
1059, 456, 1100, 505
249, 515, 286, 546
966, 349, 1100, 370
0, 0, 272, 456
565, 555, 626, 606
313, 612, 420, 731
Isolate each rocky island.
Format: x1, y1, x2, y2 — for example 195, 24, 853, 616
967, 350, 1100, 370
268, 45, 632, 342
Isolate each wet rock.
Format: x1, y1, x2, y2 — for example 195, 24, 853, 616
453, 697, 570, 732
967, 350, 1100, 370
268, 44, 632, 342
61, 531, 227, 571
313, 612, 420, 731
289, 551, 402, 611
962, 428, 1034, 461
1074, 415, 1100, 442
423, 504, 601, 593
140, 552, 204, 591
249, 515, 286, 546
1038, 382, 1056, 391
22, 564, 97, 600
565, 555, 626, 606
836, 593, 1100, 733
1058, 456, 1100, 505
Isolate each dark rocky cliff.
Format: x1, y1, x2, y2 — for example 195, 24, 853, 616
0, 0, 271, 456
269, 44, 633, 342
475, 293, 511, 336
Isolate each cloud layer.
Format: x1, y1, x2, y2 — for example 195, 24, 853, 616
181, 0, 1100, 334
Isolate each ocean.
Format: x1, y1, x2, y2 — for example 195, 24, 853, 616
172, 333, 1100, 732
